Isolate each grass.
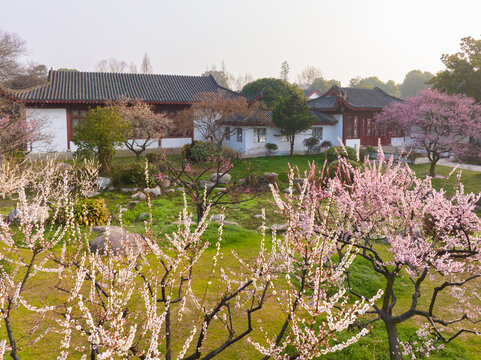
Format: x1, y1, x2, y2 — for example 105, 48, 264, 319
2, 154, 481, 359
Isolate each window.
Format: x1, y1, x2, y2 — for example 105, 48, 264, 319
280, 130, 289, 142
346, 115, 358, 139
71, 109, 88, 132
312, 127, 323, 140
253, 128, 266, 143
225, 126, 230, 141
236, 128, 242, 142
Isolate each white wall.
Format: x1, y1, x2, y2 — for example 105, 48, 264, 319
345, 139, 361, 148
27, 108, 68, 152
161, 138, 192, 148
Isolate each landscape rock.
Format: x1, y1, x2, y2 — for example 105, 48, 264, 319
158, 178, 171, 188
177, 187, 184, 192
215, 187, 227, 192
165, 188, 175, 193
107, 185, 115, 191
144, 186, 161, 196
263, 172, 279, 183
270, 223, 288, 232
8, 206, 49, 224
199, 180, 215, 190
211, 214, 223, 222
121, 187, 138, 193
254, 214, 264, 219
283, 188, 295, 193
138, 213, 149, 221
293, 177, 305, 185
97, 177, 112, 190
237, 178, 245, 184
92, 225, 123, 233
89, 229, 148, 255
210, 173, 232, 184
131, 192, 147, 201
86, 191, 101, 198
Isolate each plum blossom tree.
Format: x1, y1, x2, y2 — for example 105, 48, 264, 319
375, 88, 481, 176
292, 147, 481, 360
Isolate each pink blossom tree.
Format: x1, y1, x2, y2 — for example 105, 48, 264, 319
375, 89, 481, 176
292, 148, 481, 360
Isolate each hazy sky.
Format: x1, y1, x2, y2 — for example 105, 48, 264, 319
1, 0, 480, 86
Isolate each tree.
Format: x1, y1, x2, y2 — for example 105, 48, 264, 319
116, 100, 172, 160
280, 61, 289, 82
272, 87, 316, 156
72, 106, 130, 172
0, 30, 26, 84
241, 78, 293, 108
4, 63, 48, 89
177, 91, 254, 145
349, 76, 399, 97
430, 36, 481, 102
96, 58, 129, 73
310, 77, 341, 94
375, 89, 481, 176
296, 65, 322, 86
202, 62, 231, 88
399, 70, 433, 98
140, 53, 153, 73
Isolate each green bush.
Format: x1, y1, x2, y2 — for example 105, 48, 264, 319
325, 146, 357, 163
182, 141, 221, 162
56, 198, 109, 226
182, 141, 239, 162
327, 159, 358, 182
265, 143, 278, 151
109, 162, 156, 188
303, 137, 320, 155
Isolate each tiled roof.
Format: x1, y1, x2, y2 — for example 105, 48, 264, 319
10, 70, 244, 104
311, 111, 337, 125
225, 110, 273, 126
307, 95, 338, 109
308, 85, 401, 110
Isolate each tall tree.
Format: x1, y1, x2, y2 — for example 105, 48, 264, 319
241, 78, 293, 108
96, 58, 129, 73
349, 76, 399, 97
0, 30, 26, 84
375, 88, 481, 176
399, 70, 434, 98
280, 61, 289, 82
296, 65, 322, 85
4, 63, 48, 89
309, 77, 341, 94
272, 87, 315, 156
429, 36, 481, 102
202, 62, 231, 89
140, 53, 153, 73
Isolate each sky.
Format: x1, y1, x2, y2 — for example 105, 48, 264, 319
1, 0, 480, 86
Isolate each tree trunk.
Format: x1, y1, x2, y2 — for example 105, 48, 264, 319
196, 204, 204, 225
135, 152, 141, 161
429, 160, 437, 177
289, 136, 295, 157
385, 320, 404, 360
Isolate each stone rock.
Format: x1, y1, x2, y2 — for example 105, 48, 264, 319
97, 177, 112, 190
293, 178, 305, 185
138, 213, 149, 221
86, 191, 101, 198
199, 180, 215, 190
254, 214, 264, 219
107, 185, 115, 191
89, 229, 148, 255
215, 187, 227, 192
263, 172, 279, 183
177, 187, 184, 192
166, 188, 175, 193
159, 178, 171, 188
8, 206, 49, 224
144, 186, 161, 196
121, 187, 138, 193
283, 188, 295, 193
92, 225, 123, 233
210, 173, 232, 184
131, 192, 147, 201
237, 178, 245, 184
211, 214, 223, 222
270, 223, 288, 232
214, 219, 239, 226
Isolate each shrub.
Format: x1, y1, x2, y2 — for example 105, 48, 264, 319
56, 197, 109, 226
320, 140, 333, 150
265, 143, 278, 151
325, 146, 357, 163
303, 137, 320, 155
182, 141, 221, 162
109, 162, 156, 188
